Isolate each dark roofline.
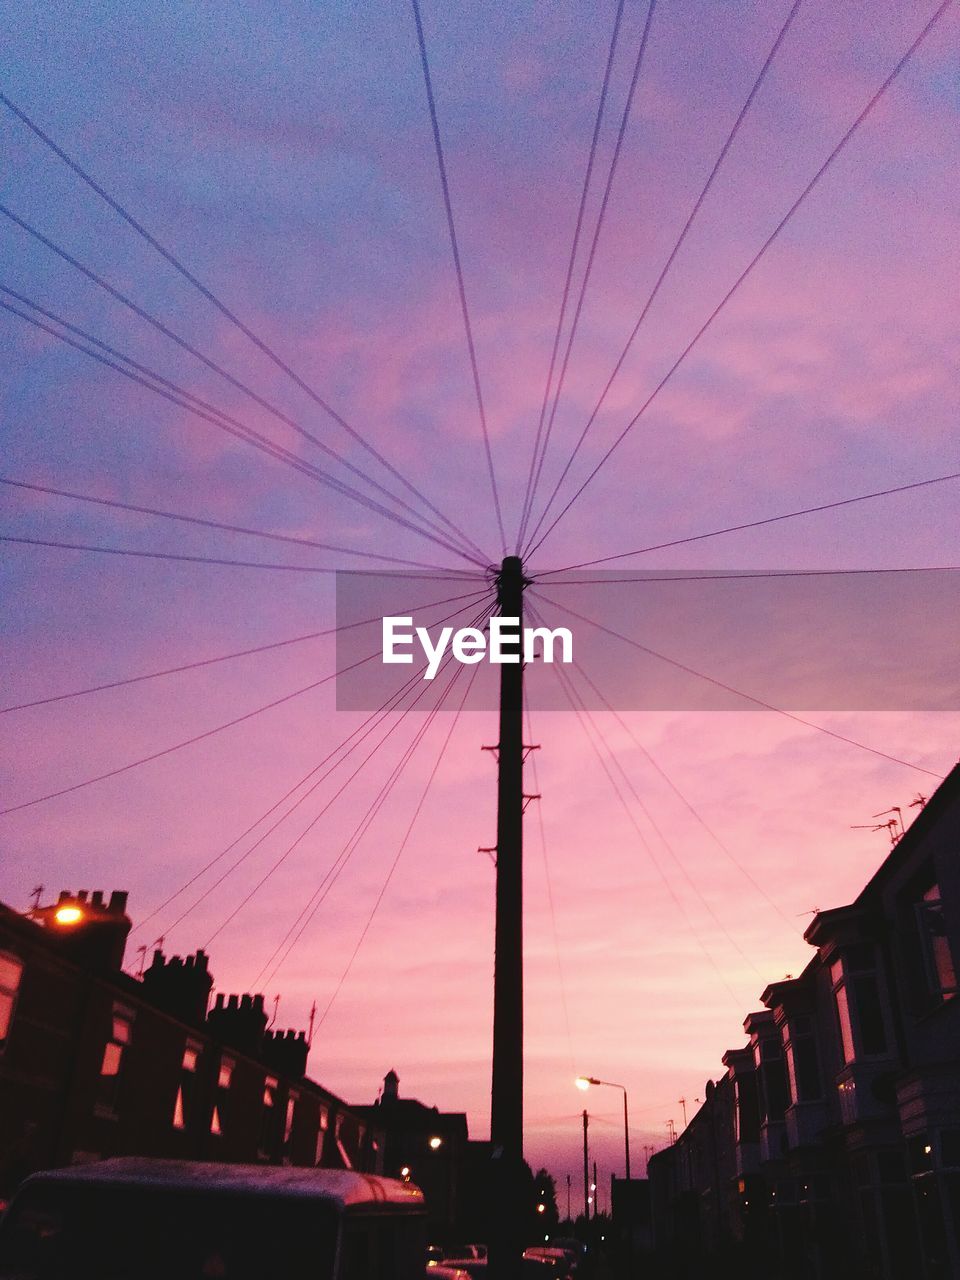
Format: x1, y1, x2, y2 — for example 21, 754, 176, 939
803, 762, 960, 947
854, 761, 960, 902
0, 900, 350, 1115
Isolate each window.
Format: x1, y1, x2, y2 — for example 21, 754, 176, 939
831, 949, 887, 1064
734, 1074, 760, 1144
315, 1103, 329, 1165
173, 1040, 202, 1131
916, 885, 957, 1001
97, 1007, 133, 1115
335, 1112, 354, 1170
211, 1055, 234, 1137
782, 1015, 822, 1102
259, 1076, 279, 1157
755, 1036, 789, 1122
284, 1090, 298, 1148
0, 952, 23, 1050
832, 960, 856, 1064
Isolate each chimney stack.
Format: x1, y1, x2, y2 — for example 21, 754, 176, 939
141, 948, 214, 1025
207, 992, 268, 1056
35, 889, 131, 972
262, 1029, 309, 1079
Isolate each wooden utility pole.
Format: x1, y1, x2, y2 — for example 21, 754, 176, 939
582, 1109, 590, 1219
489, 555, 525, 1280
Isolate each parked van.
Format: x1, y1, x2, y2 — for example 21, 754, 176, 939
0, 1158, 427, 1279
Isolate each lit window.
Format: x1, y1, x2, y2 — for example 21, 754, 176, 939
917, 885, 957, 1000
783, 1016, 822, 1102
833, 976, 856, 1064
315, 1104, 329, 1165
284, 1091, 298, 1146
173, 1039, 202, 1131
831, 949, 887, 1065
97, 1007, 134, 1115
211, 1055, 234, 1137
0, 953, 23, 1050
259, 1076, 279, 1157
335, 1112, 354, 1170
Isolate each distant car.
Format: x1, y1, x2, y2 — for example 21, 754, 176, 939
443, 1244, 487, 1260
427, 1243, 446, 1266
523, 1246, 575, 1276
522, 1249, 569, 1277
438, 1262, 485, 1278
0, 1158, 427, 1279
426, 1268, 472, 1280
550, 1237, 586, 1259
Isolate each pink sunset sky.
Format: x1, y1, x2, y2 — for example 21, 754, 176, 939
1, 0, 958, 1194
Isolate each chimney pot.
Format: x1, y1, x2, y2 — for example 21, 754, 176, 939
77, 890, 88, 902
91, 891, 104, 908
108, 891, 129, 914
58, 890, 71, 903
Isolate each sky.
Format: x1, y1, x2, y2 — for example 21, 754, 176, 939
1, 0, 958, 1197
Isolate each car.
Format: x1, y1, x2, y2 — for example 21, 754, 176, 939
426, 1268, 471, 1280
523, 1246, 576, 1276
0, 1157, 427, 1279
443, 1244, 487, 1261
521, 1249, 570, 1277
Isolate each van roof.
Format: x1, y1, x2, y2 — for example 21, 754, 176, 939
25, 1159, 424, 1211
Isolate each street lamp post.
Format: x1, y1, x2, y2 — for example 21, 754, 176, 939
575, 1076, 631, 1182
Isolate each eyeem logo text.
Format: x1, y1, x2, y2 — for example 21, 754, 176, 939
382, 616, 573, 680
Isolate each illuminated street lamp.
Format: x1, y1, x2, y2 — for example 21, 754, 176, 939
54, 905, 84, 926
574, 1076, 631, 1181
428, 1135, 442, 1151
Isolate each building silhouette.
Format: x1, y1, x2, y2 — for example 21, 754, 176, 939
649, 763, 960, 1279
0, 890, 380, 1198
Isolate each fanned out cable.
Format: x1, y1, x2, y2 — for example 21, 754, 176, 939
0, 289, 486, 566
530, 611, 743, 1007
409, 0, 506, 552
515, 0, 627, 549
533, 471, 960, 573
523, 686, 577, 1076
196, 605, 488, 948
529, 602, 763, 978
524, 0, 955, 558
310, 655, 483, 1027
531, 588, 946, 779
0, 473, 477, 575
0, 589, 489, 816
244, 607, 489, 982
570, 660, 795, 928
0, 92, 486, 563
519, 0, 658, 549
534, 567, 960, 585
0, 585, 484, 715
130, 603, 490, 939
253, 619, 483, 988
521, 0, 802, 552
0, 284, 483, 564
0, 531, 485, 578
